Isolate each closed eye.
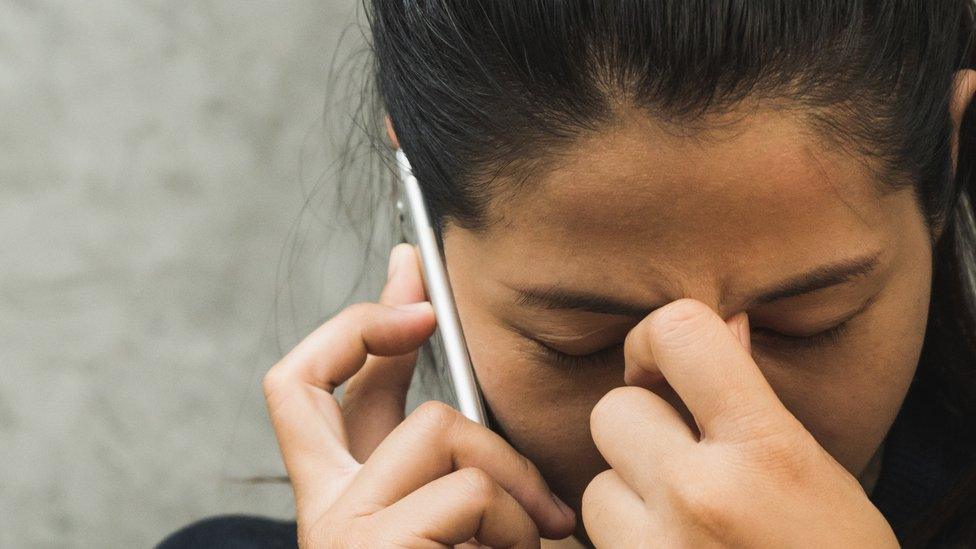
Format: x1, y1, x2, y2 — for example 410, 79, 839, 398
515, 290, 871, 373
529, 314, 856, 371
527, 338, 624, 372
751, 317, 853, 350
750, 291, 877, 351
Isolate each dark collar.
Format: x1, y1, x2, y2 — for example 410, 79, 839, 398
869, 382, 970, 538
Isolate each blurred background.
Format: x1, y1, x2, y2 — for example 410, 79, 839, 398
0, 2, 425, 546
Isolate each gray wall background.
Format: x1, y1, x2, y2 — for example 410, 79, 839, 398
0, 2, 430, 547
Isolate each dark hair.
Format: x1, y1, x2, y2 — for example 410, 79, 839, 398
307, 1, 976, 546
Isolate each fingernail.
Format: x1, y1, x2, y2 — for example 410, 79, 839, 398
394, 301, 430, 313
551, 492, 575, 520
387, 246, 401, 282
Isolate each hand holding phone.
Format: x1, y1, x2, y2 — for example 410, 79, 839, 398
260, 238, 576, 547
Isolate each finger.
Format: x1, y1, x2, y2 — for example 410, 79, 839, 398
374, 467, 541, 549
730, 310, 752, 356
626, 298, 788, 441
262, 300, 436, 505
342, 243, 429, 461
581, 469, 647, 549
623, 311, 750, 390
589, 386, 696, 497
336, 401, 576, 539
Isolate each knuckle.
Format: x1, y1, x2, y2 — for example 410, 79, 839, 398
345, 300, 374, 314
340, 301, 390, 336
511, 451, 540, 483
581, 469, 613, 511
409, 400, 461, 436
590, 386, 642, 432
670, 472, 760, 540
342, 301, 377, 322
581, 470, 624, 536
299, 513, 345, 548
261, 364, 291, 404
456, 466, 498, 505
671, 480, 733, 533
340, 522, 384, 549
739, 424, 818, 480
520, 514, 541, 543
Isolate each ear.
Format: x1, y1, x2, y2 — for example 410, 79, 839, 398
385, 115, 400, 149
949, 69, 976, 179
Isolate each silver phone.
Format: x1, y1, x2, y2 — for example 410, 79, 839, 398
394, 149, 490, 426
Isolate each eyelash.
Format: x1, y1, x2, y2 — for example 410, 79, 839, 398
528, 339, 625, 372
529, 317, 855, 370
751, 317, 854, 350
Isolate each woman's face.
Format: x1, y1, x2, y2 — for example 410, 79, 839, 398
440, 110, 933, 532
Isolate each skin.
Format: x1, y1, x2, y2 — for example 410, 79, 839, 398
443, 106, 927, 546
264, 70, 976, 547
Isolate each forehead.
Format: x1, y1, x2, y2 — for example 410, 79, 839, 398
455, 110, 899, 301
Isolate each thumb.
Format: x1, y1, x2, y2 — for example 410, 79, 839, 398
342, 243, 433, 461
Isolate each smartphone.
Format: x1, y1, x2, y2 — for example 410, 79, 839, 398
394, 149, 490, 426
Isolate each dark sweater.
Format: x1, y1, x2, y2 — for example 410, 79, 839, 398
157, 385, 973, 548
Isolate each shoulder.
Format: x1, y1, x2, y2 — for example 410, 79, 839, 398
156, 514, 298, 549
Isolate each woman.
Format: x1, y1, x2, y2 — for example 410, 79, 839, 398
161, 1, 976, 547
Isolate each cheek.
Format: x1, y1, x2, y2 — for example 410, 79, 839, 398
757, 254, 931, 476
462, 319, 621, 504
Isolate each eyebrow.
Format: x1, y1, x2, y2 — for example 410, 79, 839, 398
509, 252, 882, 319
